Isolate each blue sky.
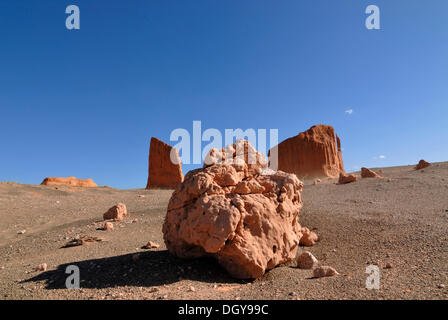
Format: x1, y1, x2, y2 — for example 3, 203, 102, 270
1, 1, 447, 189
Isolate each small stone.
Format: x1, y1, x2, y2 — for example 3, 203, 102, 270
132, 254, 140, 262
313, 266, 339, 278
35, 263, 47, 272
296, 252, 318, 269
138, 195, 145, 198
143, 241, 160, 249
157, 294, 168, 300
437, 284, 445, 289
103, 222, 114, 231
132, 218, 139, 223
17, 230, 26, 234
189, 286, 196, 292
385, 263, 393, 269
288, 291, 297, 296
300, 227, 318, 246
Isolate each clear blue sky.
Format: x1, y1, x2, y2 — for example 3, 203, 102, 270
1, 1, 447, 189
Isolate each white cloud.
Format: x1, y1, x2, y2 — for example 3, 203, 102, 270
379, 155, 386, 159
345, 109, 353, 115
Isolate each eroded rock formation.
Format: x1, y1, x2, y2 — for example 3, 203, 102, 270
41, 177, 97, 187
415, 159, 431, 170
146, 137, 184, 189
269, 125, 345, 179
163, 140, 304, 279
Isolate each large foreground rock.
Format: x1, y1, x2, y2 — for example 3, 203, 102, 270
146, 137, 184, 189
269, 125, 345, 179
41, 177, 97, 187
163, 140, 304, 279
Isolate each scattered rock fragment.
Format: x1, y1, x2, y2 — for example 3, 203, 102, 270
103, 222, 114, 231
338, 173, 357, 184
415, 159, 430, 170
189, 286, 196, 292
132, 218, 139, 223
296, 251, 318, 269
361, 167, 382, 178
299, 227, 318, 246
313, 179, 321, 185
313, 266, 339, 278
35, 263, 47, 272
385, 263, 393, 269
103, 203, 128, 222
143, 241, 160, 249
17, 230, 26, 235
132, 254, 140, 262
63, 235, 104, 247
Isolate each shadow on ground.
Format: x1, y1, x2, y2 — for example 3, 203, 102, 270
24, 250, 246, 290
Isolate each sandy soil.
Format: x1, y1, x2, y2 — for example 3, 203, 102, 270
0, 163, 447, 300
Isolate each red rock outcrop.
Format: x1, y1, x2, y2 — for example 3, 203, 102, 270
163, 140, 304, 279
146, 137, 184, 189
361, 167, 382, 178
415, 159, 430, 170
269, 125, 345, 179
41, 177, 97, 187
338, 173, 357, 184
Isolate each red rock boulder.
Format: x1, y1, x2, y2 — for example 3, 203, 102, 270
269, 125, 345, 179
163, 140, 304, 279
103, 203, 128, 221
41, 177, 97, 187
146, 137, 184, 189
415, 159, 430, 170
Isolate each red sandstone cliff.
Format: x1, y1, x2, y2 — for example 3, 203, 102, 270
146, 137, 183, 189
269, 125, 345, 179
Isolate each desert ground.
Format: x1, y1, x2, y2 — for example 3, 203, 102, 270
0, 163, 447, 300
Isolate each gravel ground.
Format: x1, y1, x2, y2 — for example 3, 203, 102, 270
0, 162, 447, 300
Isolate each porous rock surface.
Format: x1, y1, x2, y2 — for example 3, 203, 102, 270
163, 140, 304, 279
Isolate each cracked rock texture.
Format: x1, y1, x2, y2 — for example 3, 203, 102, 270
163, 140, 304, 279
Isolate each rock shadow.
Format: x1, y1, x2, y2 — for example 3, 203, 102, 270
23, 250, 245, 290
